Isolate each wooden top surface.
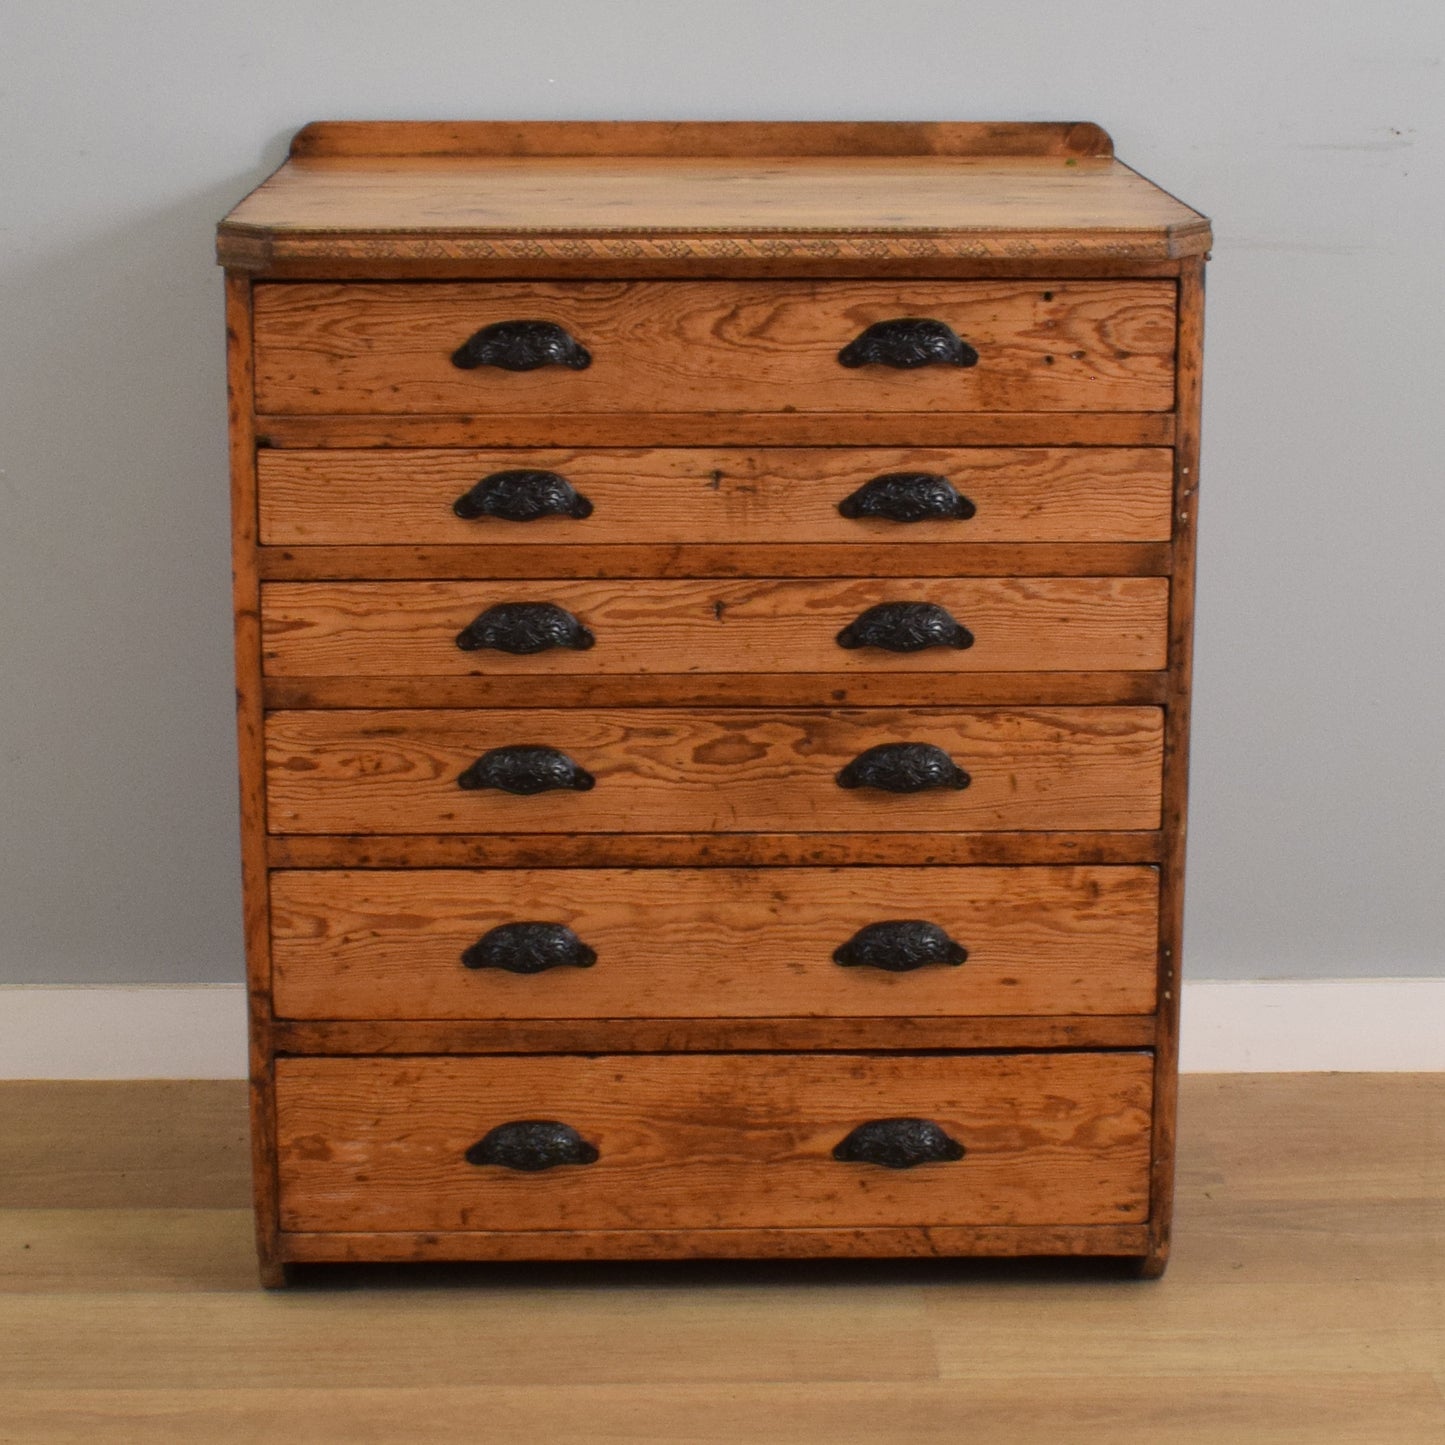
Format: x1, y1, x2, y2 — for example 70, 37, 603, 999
217, 122, 1210, 270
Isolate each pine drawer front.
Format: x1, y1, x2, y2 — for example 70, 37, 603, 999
257, 447, 1176, 546
269, 865, 1159, 1021
275, 1052, 1154, 1233
263, 706, 1164, 835
260, 577, 1169, 677
252, 280, 1177, 416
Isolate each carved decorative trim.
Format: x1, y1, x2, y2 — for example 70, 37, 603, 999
218, 225, 1204, 269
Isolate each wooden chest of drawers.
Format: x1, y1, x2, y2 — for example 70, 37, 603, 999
218, 120, 1208, 1284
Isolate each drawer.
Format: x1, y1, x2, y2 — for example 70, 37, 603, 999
257, 447, 1176, 546
252, 281, 1177, 415
274, 1051, 1154, 1233
263, 706, 1163, 835
261, 577, 1169, 677
270, 865, 1159, 1020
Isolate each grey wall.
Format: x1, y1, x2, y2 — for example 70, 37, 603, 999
2, 1, 1442, 985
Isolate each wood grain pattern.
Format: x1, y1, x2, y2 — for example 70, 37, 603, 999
269, 865, 1159, 1021
235, 157, 1174, 236
229, 250, 1199, 283
258, 446, 1175, 546
1146, 254, 1207, 1274
218, 123, 1211, 275
263, 672, 1170, 711
255, 543, 1173, 583
262, 706, 1164, 835
271, 1016, 1157, 1055
216, 122, 1211, 274
255, 411, 1178, 449
252, 281, 1177, 415
279, 1223, 1150, 1264
266, 830, 1166, 869
230, 228, 1203, 270
259, 577, 1169, 677
274, 1052, 1153, 1233
286, 120, 1118, 158
224, 274, 284, 1288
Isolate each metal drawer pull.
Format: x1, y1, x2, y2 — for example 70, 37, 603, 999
451, 320, 592, 372
837, 602, 974, 653
838, 318, 979, 370
837, 472, 976, 523
833, 1118, 966, 1170
836, 743, 970, 793
456, 602, 595, 655
465, 1121, 599, 1171
458, 745, 595, 795
461, 922, 598, 974
453, 470, 594, 523
833, 921, 968, 971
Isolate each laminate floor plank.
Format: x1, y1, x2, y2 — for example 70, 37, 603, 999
0, 1081, 249, 1209
925, 1279, 1445, 1376
0, 1376, 1441, 1445
0, 1209, 256, 1293
0, 1289, 939, 1391
0, 1075, 1441, 1444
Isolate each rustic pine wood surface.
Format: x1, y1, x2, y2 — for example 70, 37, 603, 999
269, 1016, 1159, 1056
264, 828, 1167, 869
257, 446, 1175, 547
255, 543, 1174, 586
263, 671, 1171, 711
224, 153, 1201, 239
259, 577, 1169, 677
251, 280, 1177, 415
214, 121, 1211, 274
268, 864, 1159, 1021
1, 1075, 1440, 1443
254, 411, 1180, 448
274, 1053, 1153, 1233
284, 120, 1122, 159
263, 705, 1165, 835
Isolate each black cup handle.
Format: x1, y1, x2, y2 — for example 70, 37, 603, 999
458, 746, 595, 795
838, 319, 979, 370
465, 1121, 599, 1171
461, 923, 598, 974
837, 473, 976, 523
836, 602, 974, 653
833, 921, 968, 971
451, 321, 592, 372
836, 744, 971, 793
833, 1118, 967, 1169
453, 470, 594, 523
455, 602, 595, 655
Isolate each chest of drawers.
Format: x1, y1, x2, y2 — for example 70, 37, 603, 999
217, 120, 1208, 1285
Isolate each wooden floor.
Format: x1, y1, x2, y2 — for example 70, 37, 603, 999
0, 1075, 1441, 1443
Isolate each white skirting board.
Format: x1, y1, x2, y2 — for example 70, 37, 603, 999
0, 980, 1441, 1078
